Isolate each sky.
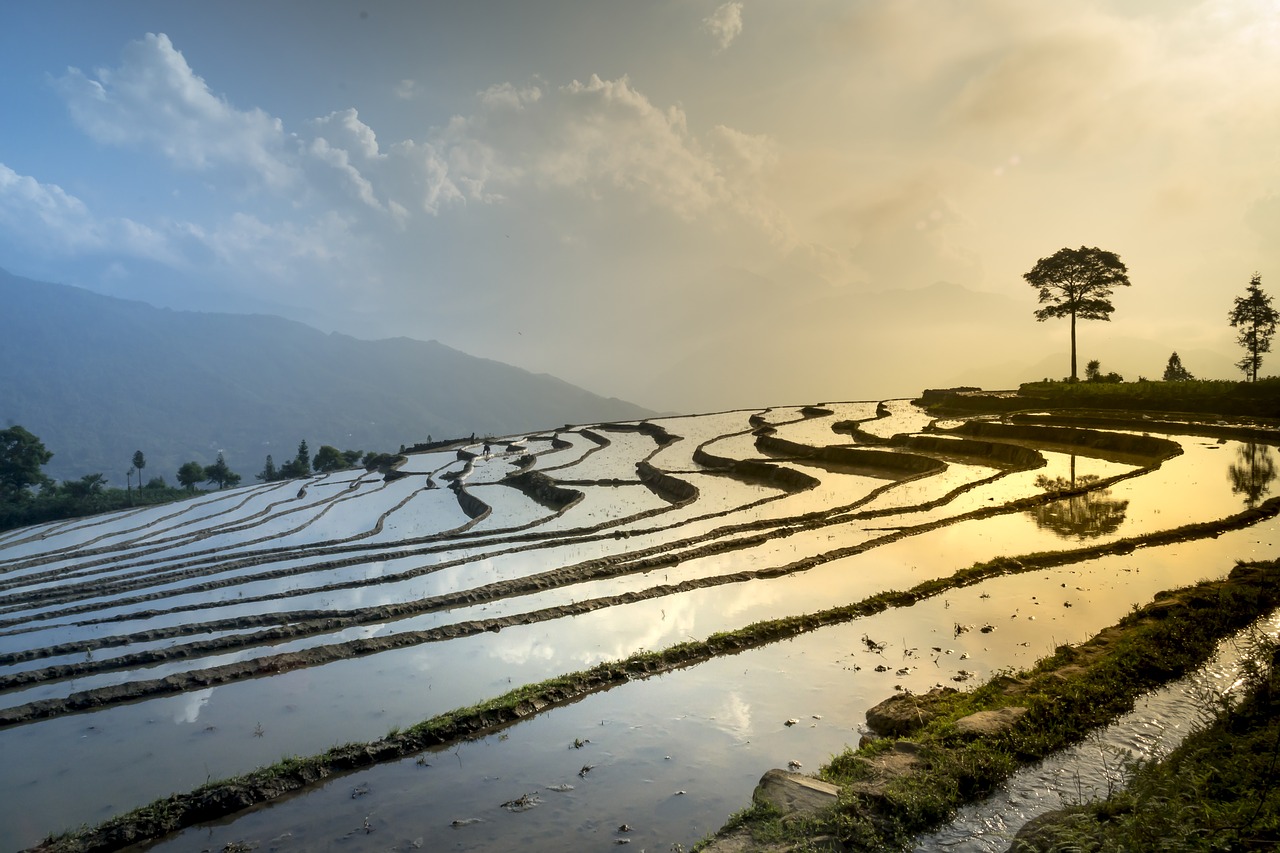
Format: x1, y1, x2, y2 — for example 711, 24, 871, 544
1, 1, 1278, 412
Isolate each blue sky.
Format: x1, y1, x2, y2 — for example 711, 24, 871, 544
2, 1, 1278, 410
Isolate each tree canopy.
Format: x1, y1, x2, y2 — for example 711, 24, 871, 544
1024, 246, 1131, 381
1228, 274, 1278, 382
176, 461, 206, 491
312, 445, 346, 473
0, 425, 53, 502
204, 453, 241, 490
1163, 352, 1194, 381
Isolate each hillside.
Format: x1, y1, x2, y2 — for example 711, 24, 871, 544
0, 269, 655, 483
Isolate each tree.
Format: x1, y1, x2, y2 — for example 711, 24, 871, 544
0, 425, 53, 502
177, 461, 206, 492
279, 440, 312, 479
1024, 246, 1131, 381
1163, 352, 1194, 381
1228, 274, 1278, 382
204, 453, 241, 490
313, 445, 346, 473
257, 454, 278, 482
1084, 359, 1123, 384
63, 473, 107, 498
132, 450, 146, 486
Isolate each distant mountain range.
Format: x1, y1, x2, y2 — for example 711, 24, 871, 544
0, 269, 655, 484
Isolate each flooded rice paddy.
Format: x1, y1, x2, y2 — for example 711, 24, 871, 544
1, 401, 1277, 851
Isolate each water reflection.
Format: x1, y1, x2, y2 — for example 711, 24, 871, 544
1028, 467, 1129, 541
1228, 443, 1277, 509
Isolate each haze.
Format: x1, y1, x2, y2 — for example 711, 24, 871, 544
1, 0, 1277, 412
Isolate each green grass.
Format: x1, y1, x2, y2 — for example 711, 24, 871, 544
1016, 378, 1280, 417
1031, 630, 1280, 851
701, 561, 1280, 851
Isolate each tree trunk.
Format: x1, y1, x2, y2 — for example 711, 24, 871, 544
1070, 310, 1077, 381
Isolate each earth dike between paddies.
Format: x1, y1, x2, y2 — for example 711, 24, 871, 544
696, 558, 1280, 852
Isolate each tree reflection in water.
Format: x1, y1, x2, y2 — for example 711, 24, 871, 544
1028, 462, 1129, 540
1228, 442, 1278, 508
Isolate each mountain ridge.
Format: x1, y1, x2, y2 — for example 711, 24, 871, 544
0, 269, 655, 483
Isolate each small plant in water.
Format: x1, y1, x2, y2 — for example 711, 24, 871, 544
252, 722, 265, 738
571, 737, 591, 749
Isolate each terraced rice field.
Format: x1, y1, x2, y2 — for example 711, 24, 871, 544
1, 400, 1276, 851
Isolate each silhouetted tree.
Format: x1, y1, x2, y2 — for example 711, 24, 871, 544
1025, 246, 1131, 382
204, 453, 241, 490
0, 425, 53, 502
257, 454, 278, 482
1084, 359, 1123, 384
1162, 352, 1194, 381
132, 450, 146, 486
176, 461, 206, 492
1228, 274, 1278, 382
313, 445, 345, 473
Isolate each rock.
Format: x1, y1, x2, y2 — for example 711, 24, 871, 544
954, 706, 1027, 737
752, 769, 839, 816
865, 687, 957, 736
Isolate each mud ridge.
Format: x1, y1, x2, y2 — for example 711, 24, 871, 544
5, 484, 1275, 726
26, 518, 1280, 853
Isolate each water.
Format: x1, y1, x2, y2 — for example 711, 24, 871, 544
0, 403, 1276, 851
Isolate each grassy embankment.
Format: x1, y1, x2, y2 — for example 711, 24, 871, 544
922, 378, 1280, 420
702, 560, 1280, 851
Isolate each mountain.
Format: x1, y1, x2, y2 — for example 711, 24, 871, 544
0, 269, 655, 484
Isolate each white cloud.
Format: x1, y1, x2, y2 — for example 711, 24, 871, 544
425, 74, 754, 223
0, 163, 179, 262
55, 33, 297, 190
703, 2, 744, 53
394, 78, 417, 100
312, 109, 383, 160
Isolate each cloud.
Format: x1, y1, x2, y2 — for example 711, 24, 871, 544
703, 2, 744, 53
0, 163, 179, 262
394, 78, 417, 100
420, 74, 769, 224
55, 33, 297, 190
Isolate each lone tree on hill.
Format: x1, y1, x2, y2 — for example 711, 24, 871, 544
1024, 246, 1131, 382
1228, 274, 1278, 382
1163, 352, 1194, 381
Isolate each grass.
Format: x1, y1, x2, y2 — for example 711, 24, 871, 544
919, 378, 1280, 419
1018, 378, 1280, 418
697, 560, 1280, 851
1028, 630, 1280, 851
